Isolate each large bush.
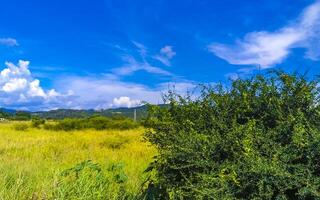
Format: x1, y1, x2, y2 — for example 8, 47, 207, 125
144, 71, 320, 199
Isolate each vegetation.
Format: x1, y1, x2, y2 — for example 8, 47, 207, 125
32, 106, 148, 120
0, 111, 10, 119
12, 123, 29, 131
0, 122, 155, 199
43, 116, 139, 131
144, 71, 320, 199
0, 106, 148, 121
13, 111, 32, 121
31, 117, 45, 128
2, 71, 320, 199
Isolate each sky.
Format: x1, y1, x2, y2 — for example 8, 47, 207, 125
0, 0, 320, 111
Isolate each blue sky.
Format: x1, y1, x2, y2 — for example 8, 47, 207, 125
0, 0, 320, 110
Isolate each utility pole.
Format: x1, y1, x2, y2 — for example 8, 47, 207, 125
134, 109, 137, 122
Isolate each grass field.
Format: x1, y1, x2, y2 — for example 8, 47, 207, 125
0, 122, 156, 200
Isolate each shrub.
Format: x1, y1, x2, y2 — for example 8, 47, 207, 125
88, 116, 111, 130
13, 123, 29, 131
108, 119, 139, 130
43, 123, 57, 131
44, 116, 139, 131
143, 71, 320, 199
31, 117, 45, 128
55, 118, 86, 131
99, 137, 131, 150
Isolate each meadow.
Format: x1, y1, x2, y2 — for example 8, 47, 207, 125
0, 121, 156, 200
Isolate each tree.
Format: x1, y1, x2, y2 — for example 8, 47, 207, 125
0, 111, 9, 118
144, 71, 320, 199
14, 111, 31, 121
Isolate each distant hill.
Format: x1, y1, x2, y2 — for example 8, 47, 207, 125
0, 108, 16, 114
0, 104, 166, 120
0, 108, 15, 118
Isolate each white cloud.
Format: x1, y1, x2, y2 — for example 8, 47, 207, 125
112, 55, 172, 76
112, 43, 175, 77
55, 76, 160, 109
154, 45, 176, 66
110, 42, 177, 77
112, 96, 141, 108
132, 41, 147, 57
0, 59, 193, 111
28, 79, 47, 97
0, 58, 200, 111
0, 38, 19, 47
54, 75, 196, 110
208, 1, 320, 68
2, 78, 28, 92
0, 60, 71, 110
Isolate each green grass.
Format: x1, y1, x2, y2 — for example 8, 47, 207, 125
0, 122, 156, 199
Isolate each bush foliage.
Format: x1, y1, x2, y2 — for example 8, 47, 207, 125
44, 116, 139, 131
31, 117, 45, 128
144, 71, 320, 199
13, 123, 29, 131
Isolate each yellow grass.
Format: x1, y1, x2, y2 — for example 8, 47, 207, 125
0, 121, 156, 199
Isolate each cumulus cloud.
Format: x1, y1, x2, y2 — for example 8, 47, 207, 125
0, 60, 70, 110
208, 1, 320, 68
154, 46, 176, 66
0, 38, 19, 47
112, 96, 141, 108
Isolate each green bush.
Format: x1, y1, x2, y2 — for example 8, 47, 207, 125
99, 137, 131, 150
108, 119, 139, 130
43, 123, 57, 131
31, 117, 45, 128
56, 118, 86, 131
13, 123, 29, 131
144, 71, 320, 199
44, 116, 139, 131
87, 116, 111, 130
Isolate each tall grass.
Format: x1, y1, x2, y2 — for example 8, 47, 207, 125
0, 122, 156, 199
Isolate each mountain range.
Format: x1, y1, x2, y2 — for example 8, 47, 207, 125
0, 105, 149, 120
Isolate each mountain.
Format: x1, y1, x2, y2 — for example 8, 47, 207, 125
0, 108, 16, 114
0, 108, 16, 118
0, 104, 163, 120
